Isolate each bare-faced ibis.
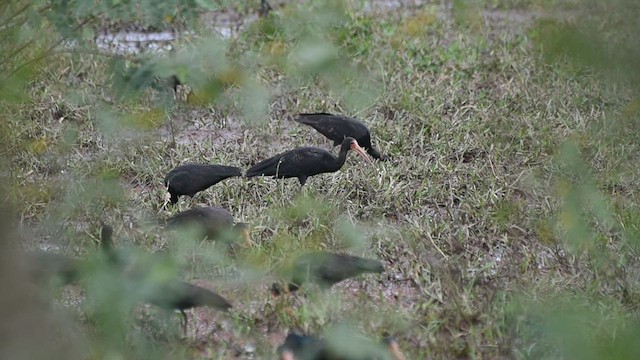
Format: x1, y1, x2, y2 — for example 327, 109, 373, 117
295, 113, 385, 160
246, 137, 372, 186
164, 164, 242, 204
147, 280, 233, 335
277, 333, 406, 360
166, 206, 251, 246
271, 252, 384, 295
98, 222, 232, 335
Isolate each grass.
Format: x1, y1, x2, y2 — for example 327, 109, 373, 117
2, 0, 640, 359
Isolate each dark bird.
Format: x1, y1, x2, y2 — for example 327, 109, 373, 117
98, 221, 119, 264
164, 164, 242, 204
26, 251, 81, 286
295, 113, 385, 160
271, 252, 384, 295
98, 222, 232, 335
278, 333, 327, 360
147, 280, 233, 335
277, 333, 406, 360
166, 206, 251, 246
246, 137, 372, 186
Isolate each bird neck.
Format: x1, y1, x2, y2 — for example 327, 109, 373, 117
333, 146, 350, 171
368, 147, 381, 159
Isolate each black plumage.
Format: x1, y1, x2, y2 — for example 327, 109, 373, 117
259, 0, 272, 16
246, 137, 372, 186
278, 333, 328, 360
164, 164, 242, 204
166, 206, 251, 245
295, 113, 385, 160
99, 222, 232, 334
277, 333, 406, 360
272, 252, 384, 295
26, 251, 81, 286
147, 280, 233, 335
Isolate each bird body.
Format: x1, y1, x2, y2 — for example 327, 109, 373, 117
273, 252, 384, 294
167, 206, 233, 230
148, 280, 232, 312
295, 113, 384, 160
164, 164, 242, 204
99, 222, 232, 334
27, 251, 81, 286
145, 279, 232, 335
246, 137, 371, 186
166, 206, 251, 245
277, 333, 405, 360
278, 333, 328, 360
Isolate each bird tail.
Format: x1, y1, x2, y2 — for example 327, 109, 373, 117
220, 165, 243, 178
245, 156, 281, 177
294, 112, 335, 125
358, 258, 385, 273
202, 291, 233, 311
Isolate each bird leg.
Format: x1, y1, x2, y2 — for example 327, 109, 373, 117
180, 310, 189, 337
162, 191, 172, 210
259, 0, 272, 17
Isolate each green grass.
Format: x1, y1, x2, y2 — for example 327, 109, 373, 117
2, 0, 640, 359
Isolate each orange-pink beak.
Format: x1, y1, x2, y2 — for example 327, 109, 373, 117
387, 339, 407, 360
349, 140, 373, 164
279, 350, 294, 360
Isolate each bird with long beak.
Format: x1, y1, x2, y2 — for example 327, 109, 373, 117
295, 113, 387, 161
246, 137, 372, 186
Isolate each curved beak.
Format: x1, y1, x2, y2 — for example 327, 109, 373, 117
240, 228, 252, 247
279, 349, 294, 360
387, 339, 406, 360
350, 141, 373, 164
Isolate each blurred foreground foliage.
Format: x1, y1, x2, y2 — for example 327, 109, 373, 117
509, 0, 640, 358
3, 0, 640, 358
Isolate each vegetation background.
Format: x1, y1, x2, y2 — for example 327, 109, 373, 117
1, 0, 639, 358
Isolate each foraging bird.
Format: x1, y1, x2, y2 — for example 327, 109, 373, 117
271, 252, 384, 295
277, 333, 406, 360
295, 113, 385, 160
98, 222, 232, 335
164, 164, 242, 204
26, 251, 81, 286
246, 137, 372, 186
147, 280, 232, 335
166, 206, 251, 246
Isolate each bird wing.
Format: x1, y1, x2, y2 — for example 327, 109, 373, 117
293, 253, 384, 286
165, 165, 241, 194
296, 113, 370, 145
247, 147, 335, 178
